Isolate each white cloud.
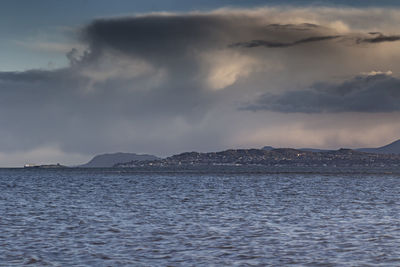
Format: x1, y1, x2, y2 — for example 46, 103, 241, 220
202, 50, 261, 90
361, 70, 393, 76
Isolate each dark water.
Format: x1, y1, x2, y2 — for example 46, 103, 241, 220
1, 168, 400, 266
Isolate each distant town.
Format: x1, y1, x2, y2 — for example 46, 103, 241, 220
114, 148, 400, 168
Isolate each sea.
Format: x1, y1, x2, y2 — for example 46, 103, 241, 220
1, 167, 400, 266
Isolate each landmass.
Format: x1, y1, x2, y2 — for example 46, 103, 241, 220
24, 163, 67, 169
28, 139, 400, 169
79, 152, 159, 168
114, 148, 400, 168
357, 139, 400, 154
263, 139, 400, 154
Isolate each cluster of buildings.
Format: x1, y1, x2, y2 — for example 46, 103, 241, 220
115, 148, 400, 168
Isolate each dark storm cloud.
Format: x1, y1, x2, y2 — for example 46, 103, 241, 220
1, 13, 248, 155
80, 14, 236, 63
80, 16, 351, 61
357, 33, 400, 44
246, 73, 400, 113
0, 62, 216, 153
230, 35, 341, 48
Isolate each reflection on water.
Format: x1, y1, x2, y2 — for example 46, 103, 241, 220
1, 168, 400, 266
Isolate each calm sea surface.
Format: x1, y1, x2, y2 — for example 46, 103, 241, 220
1, 168, 400, 266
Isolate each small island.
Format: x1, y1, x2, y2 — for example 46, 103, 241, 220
24, 163, 67, 169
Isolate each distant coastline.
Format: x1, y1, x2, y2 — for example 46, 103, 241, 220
24, 139, 400, 169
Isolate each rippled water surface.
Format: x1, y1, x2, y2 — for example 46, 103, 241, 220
1, 168, 400, 266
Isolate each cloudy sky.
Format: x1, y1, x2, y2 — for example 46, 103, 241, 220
1, 0, 400, 166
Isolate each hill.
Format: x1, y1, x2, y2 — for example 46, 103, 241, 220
262, 139, 400, 154
357, 139, 400, 154
79, 152, 158, 168
262, 146, 274, 151
263, 146, 331, 153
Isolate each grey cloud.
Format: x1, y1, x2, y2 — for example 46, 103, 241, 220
230, 35, 341, 48
357, 33, 400, 44
246, 74, 400, 113
232, 32, 400, 49
66, 48, 79, 65
229, 22, 400, 49
229, 22, 343, 48
0, 69, 66, 82
0, 65, 219, 155
266, 23, 319, 31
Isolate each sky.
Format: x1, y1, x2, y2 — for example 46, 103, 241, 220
1, 0, 400, 166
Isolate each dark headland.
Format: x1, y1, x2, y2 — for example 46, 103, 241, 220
79, 152, 159, 168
